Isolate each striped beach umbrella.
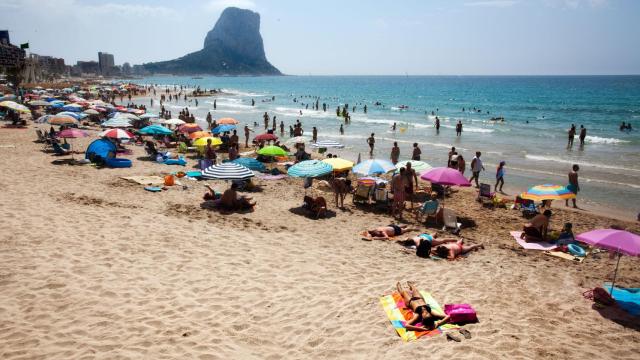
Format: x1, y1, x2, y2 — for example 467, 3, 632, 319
395, 160, 432, 174
28, 100, 51, 106
520, 184, 576, 201
217, 117, 239, 125
287, 160, 333, 178
101, 117, 132, 128
98, 128, 134, 139
310, 139, 345, 149
257, 145, 288, 157
201, 163, 254, 180
352, 159, 396, 175
322, 157, 354, 171
230, 157, 267, 171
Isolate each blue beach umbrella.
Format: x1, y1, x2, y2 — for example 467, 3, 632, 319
212, 124, 236, 134
230, 157, 267, 172
57, 111, 86, 120
287, 160, 333, 178
61, 105, 82, 112
352, 159, 396, 175
138, 124, 173, 135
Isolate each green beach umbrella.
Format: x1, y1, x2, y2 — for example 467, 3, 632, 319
257, 145, 288, 157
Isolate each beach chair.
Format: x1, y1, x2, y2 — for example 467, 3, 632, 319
520, 199, 538, 218
415, 199, 440, 223
373, 187, 391, 210
352, 184, 373, 204
35, 129, 47, 143
477, 183, 496, 206
442, 208, 461, 234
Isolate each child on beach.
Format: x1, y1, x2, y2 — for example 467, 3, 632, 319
495, 161, 505, 193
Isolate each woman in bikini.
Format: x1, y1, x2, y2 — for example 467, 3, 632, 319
396, 281, 449, 331
434, 240, 484, 260
403, 232, 462, 258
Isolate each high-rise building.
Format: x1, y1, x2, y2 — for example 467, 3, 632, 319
98, 51, 114, 75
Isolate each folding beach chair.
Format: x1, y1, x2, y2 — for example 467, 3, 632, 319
442, 208, 461, 234
352, 184, 373, 204
477, 183, 496, 206
416, 199, 439, 223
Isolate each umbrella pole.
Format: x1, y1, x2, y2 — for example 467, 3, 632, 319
610, 250, 622, 295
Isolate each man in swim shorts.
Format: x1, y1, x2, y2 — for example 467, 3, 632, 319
566, 164, 580, 208
363, 224, 417, 240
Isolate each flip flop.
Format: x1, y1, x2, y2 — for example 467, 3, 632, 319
446, 333, 461, 342
459, 329, 472, 339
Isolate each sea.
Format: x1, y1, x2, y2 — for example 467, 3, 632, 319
137, 75, 640, 217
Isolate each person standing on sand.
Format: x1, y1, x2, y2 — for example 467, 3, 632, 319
403, 162, 418, 209
457, 155, 466, 176
412, 143, 421, 161
495, 161, 506, 193
469, 151, 485, 188
579, 125, 587, 146
566, 164, 580, 208
230, 130, 239, 148
568, 124, 576, 148
391, 142, 400, 164
392, 168, 406, 219
367, 133, 375, 156
244, 125, 253, 148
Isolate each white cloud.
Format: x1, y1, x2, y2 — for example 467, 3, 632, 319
205, 0, 257, 12
544, 0, 609, 9
465, 0, 519, 7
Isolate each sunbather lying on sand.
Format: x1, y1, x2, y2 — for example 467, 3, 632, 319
433, 240, 484, 260
204, 183, 256, 210
397, 281, 450, 331
402, 233, 461, 258
363, 224, 418, 240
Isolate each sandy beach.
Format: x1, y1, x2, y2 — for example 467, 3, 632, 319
1, 120, 639, 359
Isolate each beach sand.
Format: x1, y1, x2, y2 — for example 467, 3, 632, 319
1, 123, 639, 359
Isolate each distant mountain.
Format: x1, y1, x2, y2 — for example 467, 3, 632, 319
142, 7, 281, 75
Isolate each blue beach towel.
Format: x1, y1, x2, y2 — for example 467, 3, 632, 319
604, 283, 640, 316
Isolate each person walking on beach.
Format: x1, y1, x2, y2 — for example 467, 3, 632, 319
340, 124, 344, 135
457, 155, 466, 176
456, 120, 463, 136
213, 99, 217, 110
579, 125, 587, 146
566, 164, 580, 208
495, 161, 506, 193
447, 147, 456, 167
469, 151, 485, 188
567, 124, 576, 148
367, 133, 375, 156
412, 143, 421, 161
391, 142, 400, 164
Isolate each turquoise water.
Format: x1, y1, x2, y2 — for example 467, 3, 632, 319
139, 75, 640, 215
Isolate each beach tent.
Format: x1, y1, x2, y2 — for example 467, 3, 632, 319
85, 138, 116, 162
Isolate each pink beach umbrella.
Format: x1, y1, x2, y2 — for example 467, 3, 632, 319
420, 167, 471, 206
57, 129, 88, 159
576, 229, 640, 293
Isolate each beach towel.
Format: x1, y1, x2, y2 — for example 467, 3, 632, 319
510, 231, 557, 251
144, 186, 162, 192
604, 283, 640, 316
380, 290, 458, 342
122, 176, 182, 186
545, 250, 588, 262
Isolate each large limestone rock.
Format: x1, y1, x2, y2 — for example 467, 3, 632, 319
143, 7, 281, 75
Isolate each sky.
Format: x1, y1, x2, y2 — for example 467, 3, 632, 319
1, 0, 639, 75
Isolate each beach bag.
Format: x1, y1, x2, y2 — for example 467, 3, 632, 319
444, 304, 478, 324
164, 175, 175, 186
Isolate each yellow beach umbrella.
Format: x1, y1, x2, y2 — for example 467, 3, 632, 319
193, 137, 222, 147
322, 158, 354, 171
0, 100, 31, 113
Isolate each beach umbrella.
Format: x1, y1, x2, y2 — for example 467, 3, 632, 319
178, 123, 202, 133
201, 163, 254, 180
357, 176, 388, 186
212, 124, 236, 134
113, 112, 139, 120
520, 184, 576, 201
193, 137, 223, 147
576, 229, 640, 293
101, 118, 132, 128
139, 125, 173, 135
0, 94, 17, 101
98, 128, 134, 140
420, 167, 471, 186
322, 157, 354, 171
57, 129, 88, 159
286, 136, 309, 144
310, 139, 345, 149
60, 104, 83, 112
352, 159, 396, 175
139, 113, 159, 119
395, 160, 432, 174
162, 118, 186, 126
48, 115, 78, 125
35, 115, 53, 123
217, 117, 239, 125
287, 160, 333, 178
83, 109, 100, 115
257, 145, 288, 157
0, 100, 31, 113
230, 157, 267, 172
57, 111, 84, 120
254, 133, 278, 142
28, 100, 51, 106
189, 131, 211, 139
